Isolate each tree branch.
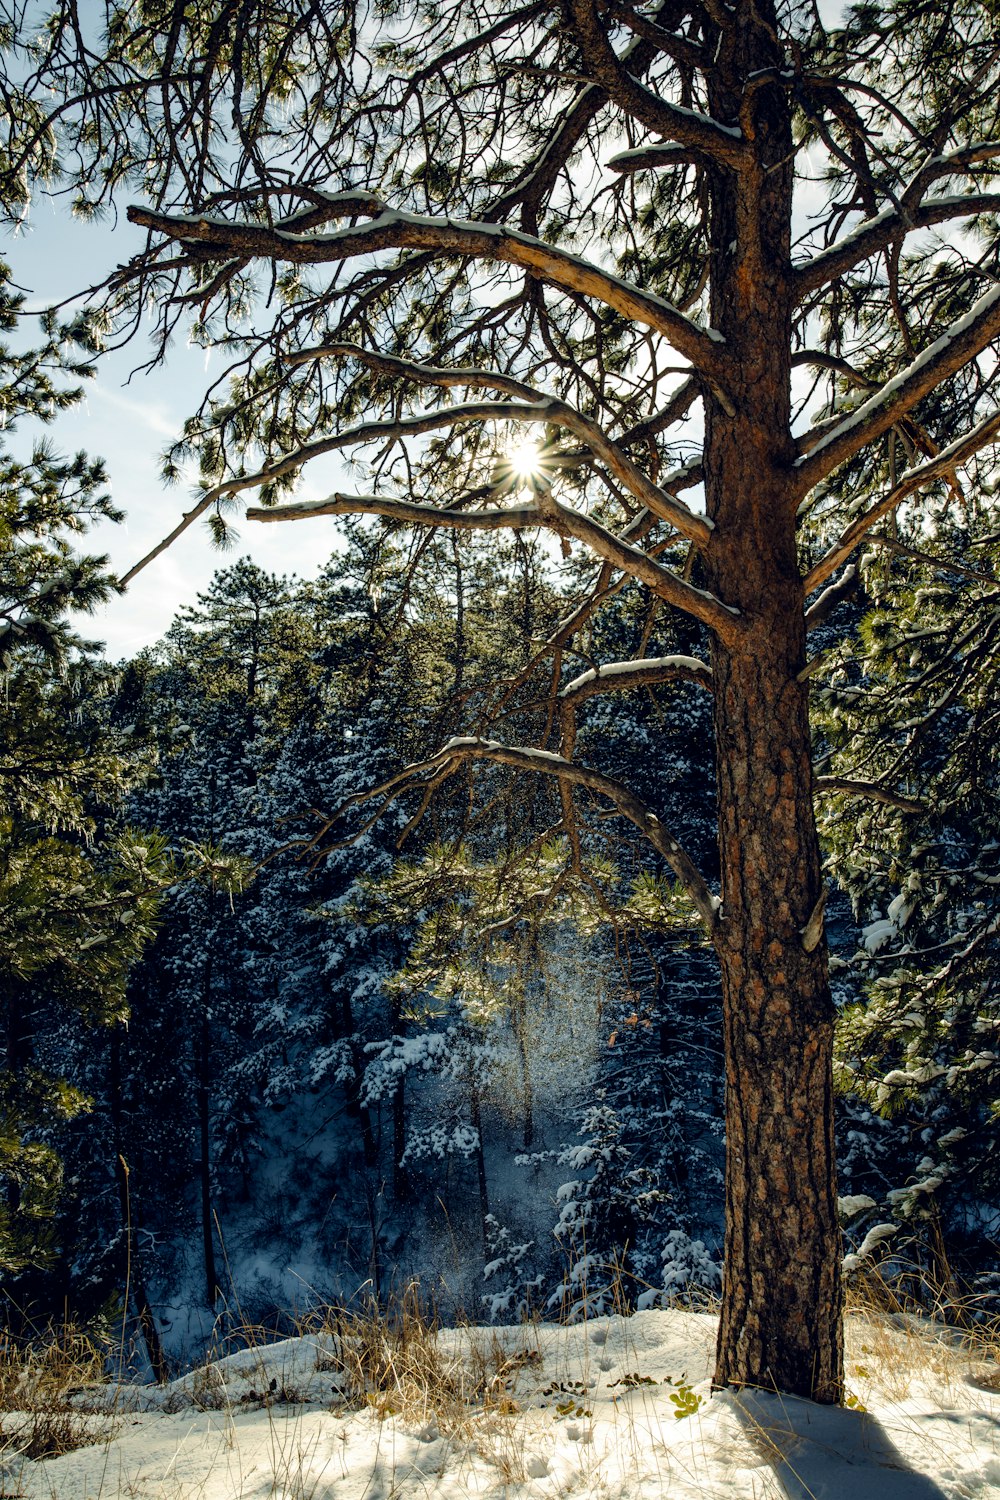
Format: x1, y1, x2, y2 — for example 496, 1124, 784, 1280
794, 286, 1000, 494
246, 490, 743, 639
126, 202, 729, 378
291, 341, 713, 542
605, 3, 708, 70
795, 193, 1000, 298
607, 143, 705, 173
619, 379, 701, 444
560, 654, 712, 705
434, 736, 721, 931
567, 0, 746, 164
802, 407, 1000, 592
803, 565, 859, 633
814, 777, 924, 814
865, 533, 996, 586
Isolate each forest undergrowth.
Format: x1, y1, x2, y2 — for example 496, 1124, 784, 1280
1, 1263, 999, 1498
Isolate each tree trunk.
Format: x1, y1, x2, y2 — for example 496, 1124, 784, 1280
701, 0, 843, 1402
109, 1024, 169, 1384
709, 622, 842, 1401
469, 1085, 490, 1258
392, 1077, 409, 1203
339, 991, 377, 1168
512, 994, 534, 1150
198, 998, 220, 1309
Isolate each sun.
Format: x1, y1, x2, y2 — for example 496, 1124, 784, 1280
507, 435, 544, 482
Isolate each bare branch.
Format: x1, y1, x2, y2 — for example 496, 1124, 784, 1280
292, 342, 713, 542
246, 489, 744, 639
791, 349, 875, 389
814, 777, 924, 814
865, 533, 996, 586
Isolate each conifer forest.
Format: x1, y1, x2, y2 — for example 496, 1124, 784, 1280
2, 0, 1000, 1413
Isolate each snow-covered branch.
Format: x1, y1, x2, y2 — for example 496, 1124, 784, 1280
605, 3, 708, 70
803, 566, 859, 633
568, 0, 745, 164
118, 401, 546, 585
607, 143, 704, 174
803, 406, 1000, 593
795, 192, 1000, 298
300, 732, 719, 929
126, 203, 728, 377
560, 655, 712, 705
290, 342, 712, 543
426, 736, 720, 932
794, 287, 1000, 494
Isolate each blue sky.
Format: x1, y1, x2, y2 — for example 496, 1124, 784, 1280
10, 197, 348, 660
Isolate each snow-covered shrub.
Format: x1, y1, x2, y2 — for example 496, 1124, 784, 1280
481, 1214, 543, 1322
547, 1099, 661, 1320
635, 1229, 721, 1308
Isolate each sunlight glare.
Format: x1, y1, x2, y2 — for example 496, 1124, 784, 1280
507, 435, 543, 481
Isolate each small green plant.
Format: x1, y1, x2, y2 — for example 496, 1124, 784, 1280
554, 1398, 592, 1418
664, 1375, 703, 1420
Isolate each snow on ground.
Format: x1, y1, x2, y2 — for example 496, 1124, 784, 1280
3, 1308, 999, 1499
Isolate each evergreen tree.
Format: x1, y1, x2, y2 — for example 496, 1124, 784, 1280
10, 0, 1000, 1395
816, 528, 1000, 1289
0, 266, 163, 1279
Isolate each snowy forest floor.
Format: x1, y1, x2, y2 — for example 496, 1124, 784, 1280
3, 1306, 1000, 1500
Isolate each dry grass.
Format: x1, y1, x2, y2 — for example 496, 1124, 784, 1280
306, 1285, 538, 1431
0, 1316, 116, 1462
843, 1260, 1000, 1405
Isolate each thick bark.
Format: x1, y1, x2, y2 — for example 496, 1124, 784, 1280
709, 625, 842, 1401
701, 0, 843, 1402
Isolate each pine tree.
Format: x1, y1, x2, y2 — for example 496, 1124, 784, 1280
10, 0, 1000, 1398
816, 527, 1000, 1290
0, 266, 164, 1278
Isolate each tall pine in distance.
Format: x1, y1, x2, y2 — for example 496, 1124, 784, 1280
5, 0, 1000, 1400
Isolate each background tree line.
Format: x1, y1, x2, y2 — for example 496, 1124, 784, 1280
3, 435, 998, 1367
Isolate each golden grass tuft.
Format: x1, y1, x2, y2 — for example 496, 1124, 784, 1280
0, 1316, 115, 1461
843, 1258, 1000, 1404
306, 1283, 539, 1431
